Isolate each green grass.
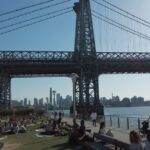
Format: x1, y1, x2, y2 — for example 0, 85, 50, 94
4, 125, 74, 150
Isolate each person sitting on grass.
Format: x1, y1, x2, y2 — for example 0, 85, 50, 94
7, 122, 19, 135
78, 120, 94, 142
19, 122, 27, 133
68, 119, 79, 145
3, 122, 9, 133
40, 120, 65, 136
57, 112, 62, 129
129, 130, 144, 150
0, 126, 5, 136
40, 120, 46, 129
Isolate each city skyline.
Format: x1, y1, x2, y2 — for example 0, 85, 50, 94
1, 0, 150, 102
12, 91, 72, 109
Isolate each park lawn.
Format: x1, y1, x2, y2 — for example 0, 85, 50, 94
3, 125, 73, 150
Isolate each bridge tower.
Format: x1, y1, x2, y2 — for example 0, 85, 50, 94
73, 0, 104, 116
0, 72, 11, 109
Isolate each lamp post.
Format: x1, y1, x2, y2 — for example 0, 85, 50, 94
70, 73, 79, 121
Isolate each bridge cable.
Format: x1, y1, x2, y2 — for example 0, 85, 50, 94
92, 13, 150, 41
92, 10, 150, 41
0, 10, 73, 36
92, 0, 150, 29
0, 7, 72, 31
98, 0, 150, 26
0, 0, 56, 17
0, 0, 72, 23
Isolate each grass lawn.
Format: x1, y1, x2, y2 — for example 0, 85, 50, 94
3, 125, 74, 150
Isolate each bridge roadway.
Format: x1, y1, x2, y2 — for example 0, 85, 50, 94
0, 51, 150, 76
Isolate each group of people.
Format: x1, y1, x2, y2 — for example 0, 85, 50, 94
68, 119, 93, 145
0, 115, 34, 136
98, 121, 150, 150
68, 116, 150, 150
39, 111, 66, 136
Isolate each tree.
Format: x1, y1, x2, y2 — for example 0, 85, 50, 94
121, 97, 131, 107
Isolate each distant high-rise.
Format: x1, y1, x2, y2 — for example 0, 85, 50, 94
34, 98, 38, 107
65, 95, 72, 108
12, 100, 21, 107
39, 98, 43, 106
53, 90, 56, 107
20, 100, 23, 106
56, 93, 61, 108
28, 100, 31, 106
50, 88, 52, 105
24, 98, 27, 106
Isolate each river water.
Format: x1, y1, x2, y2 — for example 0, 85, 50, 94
64, 106, 150, 118
63, 106, 150, 129
104, 106, 150, 118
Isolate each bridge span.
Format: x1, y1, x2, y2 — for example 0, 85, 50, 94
1, 51, 150, 76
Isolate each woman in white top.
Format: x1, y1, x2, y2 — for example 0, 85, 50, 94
99, 122, 106, 135
129, 130, 144, 150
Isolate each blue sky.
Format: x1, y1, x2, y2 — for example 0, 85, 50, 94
1, 0, 150, 103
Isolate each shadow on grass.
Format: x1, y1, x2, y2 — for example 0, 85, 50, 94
5, 139, 51, 149
23, 138, 52, 146
42, 142, 75, 150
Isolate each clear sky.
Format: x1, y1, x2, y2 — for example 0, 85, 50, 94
1, 0, 150, 103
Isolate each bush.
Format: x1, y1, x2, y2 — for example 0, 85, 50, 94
0, 108, 45, 117
0, 109, 13, 116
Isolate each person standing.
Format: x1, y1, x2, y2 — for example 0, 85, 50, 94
90, 111, 97, 127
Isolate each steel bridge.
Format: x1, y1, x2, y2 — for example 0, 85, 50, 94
1, 51, 150, 75
1, 0, 150, 116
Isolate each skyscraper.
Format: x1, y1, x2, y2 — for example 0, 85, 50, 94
50, 88, 52, 105
24, 98, 27, 106
39, 98, 43, 107
56, 93, 61, 108
28, 100, 31, 106
34, 98, 38, 107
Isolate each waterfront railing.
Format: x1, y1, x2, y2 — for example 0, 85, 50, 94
69, 114, 148, 130
100, 115, 146, 130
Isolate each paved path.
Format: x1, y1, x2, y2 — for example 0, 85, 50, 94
62, 117, 131, 143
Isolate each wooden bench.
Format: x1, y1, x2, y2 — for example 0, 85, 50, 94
93, 133, 130, 150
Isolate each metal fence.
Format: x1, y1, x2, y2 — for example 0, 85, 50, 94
74, 114, 148, 130
101, 115, 148, 130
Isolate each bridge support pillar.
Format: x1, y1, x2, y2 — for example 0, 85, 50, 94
0, 72, 11, 109
74, 69, 104, 118
72, 0, 104, 117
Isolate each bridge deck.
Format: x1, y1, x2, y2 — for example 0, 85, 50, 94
0, 51, 150, 75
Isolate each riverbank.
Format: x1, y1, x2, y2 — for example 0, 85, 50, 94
63, 116, 131, 144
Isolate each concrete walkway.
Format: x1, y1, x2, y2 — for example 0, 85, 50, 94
62, 117, 131, 143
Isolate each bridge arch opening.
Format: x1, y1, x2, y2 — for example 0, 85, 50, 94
11, 77, 72, 108
99, 74, 150, 101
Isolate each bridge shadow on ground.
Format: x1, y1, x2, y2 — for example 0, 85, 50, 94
42, 142, 75, 150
